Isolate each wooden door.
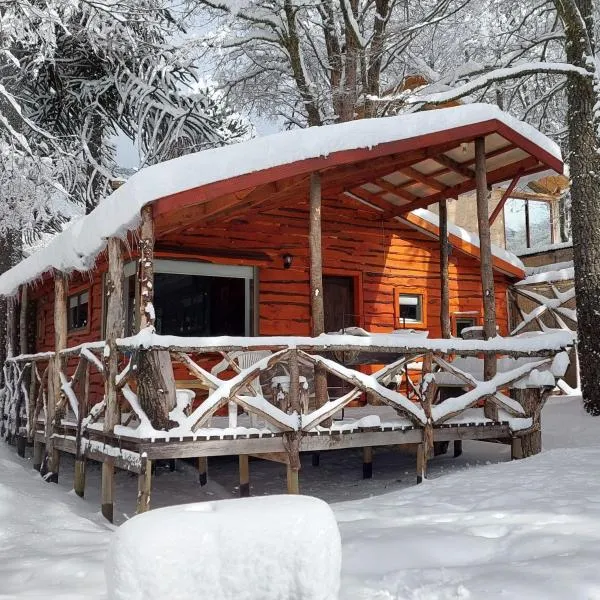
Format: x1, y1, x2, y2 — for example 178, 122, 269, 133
323, 275, 357, 400
323, 275, 356, 333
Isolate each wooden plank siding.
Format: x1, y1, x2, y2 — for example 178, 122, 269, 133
27, 195, 514, 407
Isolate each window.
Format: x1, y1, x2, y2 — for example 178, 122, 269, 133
455, 317, 477, 338
68, 290, 89, 331
397, 293, 423, 325
152, 260, 253, 337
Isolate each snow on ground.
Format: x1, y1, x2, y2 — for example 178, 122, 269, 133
0, 449, 111, 599
0, 396, 599, 598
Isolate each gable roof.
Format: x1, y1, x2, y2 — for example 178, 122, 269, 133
0, 104, 560, 296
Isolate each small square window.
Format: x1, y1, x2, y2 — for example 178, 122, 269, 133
398, 293, 423, 324
455, 316, 478, 338
68, 290, 89, 331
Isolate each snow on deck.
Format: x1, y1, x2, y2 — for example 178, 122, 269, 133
0, 103, 560, 296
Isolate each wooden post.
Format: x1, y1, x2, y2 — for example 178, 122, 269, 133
139, 204, 155, 330
101, 462, 115, 522
136, 206, 177, 430
32, 440, 44, 472
239, 454, 250, 497
99, 237, 124, 519
439, 199, 451, 339
513, 388, 544, 457
136, 457, 152, 514
73, 362, 89, 498
74, 460, 86, 498
309, 172, 329, 414
104, 237, 124, 432
286, 463, 299, 494
19, 285, 28, 355
416, 443, 426, 484
198, 456, 208, 486
362, 446, 373, 479
46, 270, 67, 483
453, 440, 463, 458
475, 137, 498, 420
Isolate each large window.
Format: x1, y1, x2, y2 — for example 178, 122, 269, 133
68, 290, 89, 331
505, 198, 553, 253
110, 260, 254, 338
152, 261, 253, 337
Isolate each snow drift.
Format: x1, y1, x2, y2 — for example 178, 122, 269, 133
105, 495, 341, 600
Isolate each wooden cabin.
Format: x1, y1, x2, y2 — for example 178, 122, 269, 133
0, 104, 572, 520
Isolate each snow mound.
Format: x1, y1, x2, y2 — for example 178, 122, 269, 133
105, 495, 341, 600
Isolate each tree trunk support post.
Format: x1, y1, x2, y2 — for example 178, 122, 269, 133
439, 199, 451, 339
198, 456, 208, 486
136, 457, 152, 514
135, 206, 177, 431
239, 454, 250, 497
139, 204, 155, 330
99, 237, 125, 519
309, 172, 329, 417
46, 270, 67, 483
16, 285, 29, 453
362, 446, 373, 479
475, 137, 498, 421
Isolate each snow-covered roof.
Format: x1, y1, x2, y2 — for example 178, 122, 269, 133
0, 103, 561, 296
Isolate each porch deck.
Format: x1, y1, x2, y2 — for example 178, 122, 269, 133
2, 330, 573, 517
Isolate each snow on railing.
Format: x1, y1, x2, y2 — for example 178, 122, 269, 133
0, 330, 573, 452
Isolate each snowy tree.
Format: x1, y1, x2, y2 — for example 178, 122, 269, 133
8, 0, 250, 211
400, 0, 600, 415
187, 0, 468, 126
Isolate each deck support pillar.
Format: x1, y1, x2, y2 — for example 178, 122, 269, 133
101, 461, 115, 522
416, 443, 426, 484
46, 270, 67, 481
362, 446, 373, 479
309, 172, 329, 421
239, 454, 250, 497
439, 199, 451, 339
453, 440, 463, 458
32, 440, 44, 471
74, 459, 86, 498
136, 458, 152, 514
198, 456, 208, 486
16, 284, 30, 445
286, 464, 299, 494
475, 137, 498, 421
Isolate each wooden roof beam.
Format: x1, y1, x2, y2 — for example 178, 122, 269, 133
432, 153, 474, 179
399, 166, 448, 192
395, 156, 543, 214
372, 178, 421, 204
489, 172, 522, 226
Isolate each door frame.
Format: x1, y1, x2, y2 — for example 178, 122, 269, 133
323, 269, 364, 329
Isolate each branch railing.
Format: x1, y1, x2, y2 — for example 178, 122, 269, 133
0, 331, 573, 462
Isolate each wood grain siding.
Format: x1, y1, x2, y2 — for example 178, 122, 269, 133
157, 197, 512, 338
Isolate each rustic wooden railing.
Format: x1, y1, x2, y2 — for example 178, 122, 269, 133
1, 330, 572, 441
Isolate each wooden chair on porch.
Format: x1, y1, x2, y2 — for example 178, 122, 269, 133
210, 350, 309, 427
